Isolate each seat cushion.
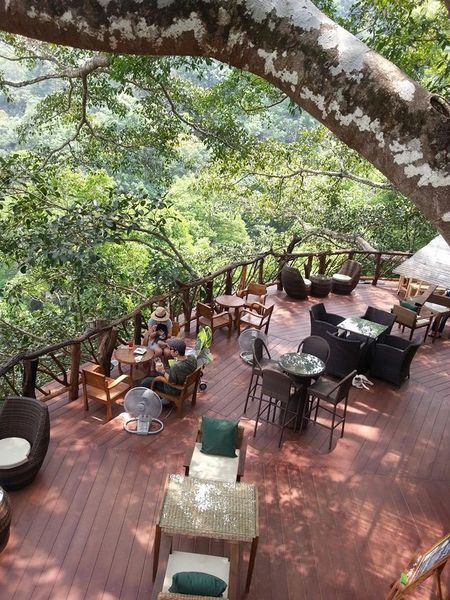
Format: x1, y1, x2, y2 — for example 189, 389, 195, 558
0, 437, 31, 469
169, 571, 227, 597
163, 551, 229, 597
332, 274, 351, 282
201, 416, 238, 458
190, 443, 239, 482
400, 300, 418, 312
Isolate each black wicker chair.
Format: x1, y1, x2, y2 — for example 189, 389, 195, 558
280, 265, 311, 299
0, 396, 50, 491
309, 303, 345, 338
331, 260, 362, 295
361, 306, 396, 336
369, 335, 421, 386
325, 331, 367, 379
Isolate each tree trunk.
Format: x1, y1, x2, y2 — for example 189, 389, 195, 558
97, 327, 118, 377
1, 1, 449, 241
22, 359, 38, 398
69, 342, 81, 401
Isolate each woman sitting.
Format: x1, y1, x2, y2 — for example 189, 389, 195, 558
143, 306, 173, 367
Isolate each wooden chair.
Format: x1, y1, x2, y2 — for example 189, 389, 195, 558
196, 302, 232, 340
238, 302, 274, 335
81, 366, 130, 422
184, 418, 247, 482
236, 282, 267, 307
151, 366, 202, 418
303, 369, 357, 451
391, 304, 433, 342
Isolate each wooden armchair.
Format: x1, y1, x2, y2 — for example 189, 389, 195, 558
238, 302, 274, 334
236, 282, 267, 307
151, 366, 202, 418
196, 302, 232, 340
391, 304, 433, 342
184, 418, 247, 482
81, 366, 130, 422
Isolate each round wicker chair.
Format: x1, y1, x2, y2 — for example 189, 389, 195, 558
281, 265, 311, 299
0, 396, 50, 491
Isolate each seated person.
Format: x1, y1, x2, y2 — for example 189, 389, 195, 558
140, 338, 197, 403
143, 306, 173, 366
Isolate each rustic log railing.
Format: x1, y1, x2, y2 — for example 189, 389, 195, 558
0, 248, 410, 400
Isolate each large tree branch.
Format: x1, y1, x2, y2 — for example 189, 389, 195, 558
0, 1, 449, 241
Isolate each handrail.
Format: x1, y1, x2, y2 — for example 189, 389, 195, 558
0, 247, 411, 399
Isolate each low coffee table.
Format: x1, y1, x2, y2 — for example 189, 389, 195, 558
310, 274, 332, 297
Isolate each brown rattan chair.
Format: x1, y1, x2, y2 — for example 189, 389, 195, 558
236, 282, 267, 307
0, 396, 50, 491
244, 337, 281, 413
297, 335, 331, 365
309, 303, 345, 338
280, 265, 311, 299
331, 260, 362, 294
184, 418, 247, 482
151, 366, 202, 418
196, 302, 232, 340
303, 369, 357, 451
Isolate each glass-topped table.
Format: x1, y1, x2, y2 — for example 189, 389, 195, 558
279, 352, 326, 431
153, 474, 259, 593
338, 317, 388, 340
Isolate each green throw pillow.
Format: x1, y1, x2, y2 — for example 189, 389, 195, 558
201, 416, 238, 458
169, 571, 227, 597
400, 300, 419, 312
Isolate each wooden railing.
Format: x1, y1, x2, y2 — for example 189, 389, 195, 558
0, 248, 410, 400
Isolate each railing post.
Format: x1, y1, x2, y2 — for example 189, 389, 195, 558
348, 250, 355, 260
304, 255, 313, 278
180, 284, 192, 333
22, 358, 38, 398
277, 256, 285, 291
373, 253, 382, 286
225, 269, 232, 295
318, 253, 326, 275
205, 279, 213, 304
134, 311, 143, 344
69, 342, 81, 401
258, 258, 264, 284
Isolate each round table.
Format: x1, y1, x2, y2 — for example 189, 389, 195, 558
279, 352, 326, 431
215, 295, 245, 331
310, 274, 333, 297
114, 345, 155, 381
0, 486, 11, 553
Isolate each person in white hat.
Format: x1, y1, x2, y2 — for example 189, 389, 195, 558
143, 306, 173, 366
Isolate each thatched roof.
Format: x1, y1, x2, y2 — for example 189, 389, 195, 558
394, 235, 450, 289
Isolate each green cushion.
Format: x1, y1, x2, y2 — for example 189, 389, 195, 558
201, 416, 238, 458
400, 300, 419, 312
169, 571, 227, 597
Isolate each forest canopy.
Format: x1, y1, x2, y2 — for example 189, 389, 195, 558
0, 0, 447, 358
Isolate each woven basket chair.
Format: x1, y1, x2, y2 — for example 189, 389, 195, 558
0, 396, 50, 491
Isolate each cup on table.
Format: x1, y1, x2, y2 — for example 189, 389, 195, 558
127, 340, 134, 348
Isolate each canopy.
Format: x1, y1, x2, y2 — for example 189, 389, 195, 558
394, 235, 450, 289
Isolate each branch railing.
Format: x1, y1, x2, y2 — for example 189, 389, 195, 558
0, 248, 410, 400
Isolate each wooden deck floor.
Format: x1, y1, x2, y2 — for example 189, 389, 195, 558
1, 282, 449, 599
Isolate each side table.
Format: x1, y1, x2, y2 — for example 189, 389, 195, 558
310, 274, 332, 297
0, 486, 11, 552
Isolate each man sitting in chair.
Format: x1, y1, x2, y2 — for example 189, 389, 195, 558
140, 338, 197, 403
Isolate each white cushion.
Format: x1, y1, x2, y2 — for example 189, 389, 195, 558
189, 443, 239, 483
304, 278, 312, 286
332, 273, 351, 282
162, 550, 229, 596
0, 437, 31, 469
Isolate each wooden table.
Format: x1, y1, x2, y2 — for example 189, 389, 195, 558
152, 474, 259, 593
215, 295, 245, 331
113, 345, 154, 381
338, 316, 388, 340
422, 301, 450, 342
279, 352, 326, 431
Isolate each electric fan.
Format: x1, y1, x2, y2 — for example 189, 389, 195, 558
123, 387, 164, 435
238, 328, 268, 364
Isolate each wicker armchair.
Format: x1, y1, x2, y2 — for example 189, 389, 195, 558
0, 396, 50, 491
331, 260, 362, 295
361, 306, 396, 336
325, 331, 367, 379
280, 265, 311, 299
309, 303, 345, 338
369, 335, 421, 386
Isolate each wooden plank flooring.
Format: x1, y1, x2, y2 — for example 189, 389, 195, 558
1, 282, 449, 599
